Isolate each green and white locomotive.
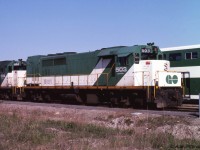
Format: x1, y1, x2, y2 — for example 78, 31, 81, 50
0, 44, 183, 108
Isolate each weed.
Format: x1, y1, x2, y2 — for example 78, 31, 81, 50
41, 119, 128, 139
136, 116, 190, 129
150, 133, 200, 149
41, 119, 77, 131
107, 114, 114, 120
121, 128, 134, 135
0, 113, 55, 149
124, 118, 133, 126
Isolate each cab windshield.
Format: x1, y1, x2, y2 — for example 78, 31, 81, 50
141, 47, 158, 60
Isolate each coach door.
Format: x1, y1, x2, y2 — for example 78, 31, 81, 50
182, 72, 190, 99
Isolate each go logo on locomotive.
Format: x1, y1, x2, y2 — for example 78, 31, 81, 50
166, 75, 178, 84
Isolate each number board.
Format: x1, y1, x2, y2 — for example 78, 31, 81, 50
141, 48, 151, 53
115, 67, 127, 73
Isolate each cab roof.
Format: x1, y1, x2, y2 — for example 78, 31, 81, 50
97, 45, 156, 57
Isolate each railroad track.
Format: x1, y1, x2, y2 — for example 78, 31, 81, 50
177, 104, 199, 112
0, 100, 199, 117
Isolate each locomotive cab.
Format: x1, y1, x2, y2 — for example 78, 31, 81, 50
112, 44, 183, 108
1, 59, 26, 87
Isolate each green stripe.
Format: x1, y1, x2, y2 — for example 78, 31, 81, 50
163, 49, 200, 67
170, 59, 200, 67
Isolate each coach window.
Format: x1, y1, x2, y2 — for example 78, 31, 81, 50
163, 54, 167, 60
169, 53, 181, 61
185, 52, 198, 60
185, 53, 191, 60
192, 52, 198, 59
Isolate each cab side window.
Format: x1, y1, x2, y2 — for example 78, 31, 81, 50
118, 57, 128, 66
8, 66, 12, 72
134, 53, 139, 64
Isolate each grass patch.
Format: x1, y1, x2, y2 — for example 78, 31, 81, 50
147, 133, 200, 149
0, 111, 199, 149
136, 116, 190, 129
41, 119, 132, 139
0, 113, 55, 149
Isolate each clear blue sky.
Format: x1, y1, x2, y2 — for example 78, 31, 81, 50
0, 0, 200, 60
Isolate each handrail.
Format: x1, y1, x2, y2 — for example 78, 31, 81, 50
132, 71, 150, 86
108, 63, 115, 75
96, 73, 108, 87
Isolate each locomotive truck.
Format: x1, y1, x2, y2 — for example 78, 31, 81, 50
0, 44, 184, 108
